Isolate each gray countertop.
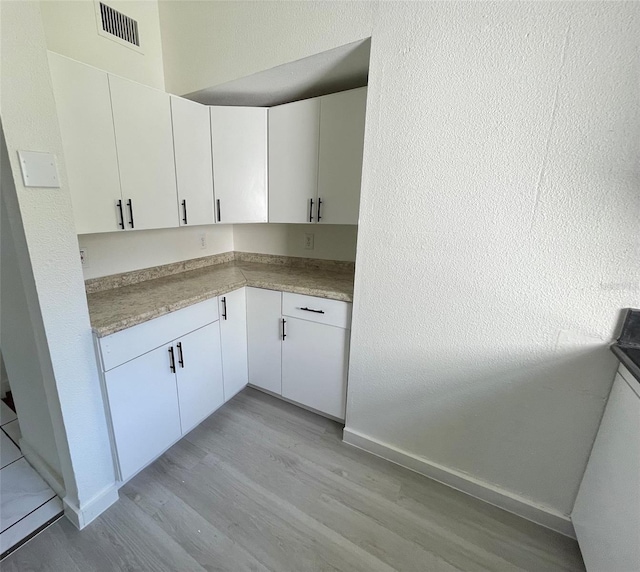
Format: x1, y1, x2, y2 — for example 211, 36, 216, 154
87, 260, 355, 337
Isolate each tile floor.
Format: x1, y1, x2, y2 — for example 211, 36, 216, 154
0, 400, 63, 559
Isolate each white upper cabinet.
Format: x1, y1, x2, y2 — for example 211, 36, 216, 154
210, 106, 268, 223
109, 75, 179, 231
317, 87, 367, 225
268, 98, 320, 223
48, 52, 123, 234
170, 96, 215, 227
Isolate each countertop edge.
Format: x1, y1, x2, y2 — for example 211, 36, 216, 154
91, 278, 353, 338
611, 344, 640, 385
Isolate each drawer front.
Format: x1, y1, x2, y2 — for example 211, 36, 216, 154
282, 293, 351, 329
99, 298, 219, 371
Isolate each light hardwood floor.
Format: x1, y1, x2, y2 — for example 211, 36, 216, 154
2, 388, 585, 571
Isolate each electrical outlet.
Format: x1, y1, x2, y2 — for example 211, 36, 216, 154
199, 232, 207, 250
79, 247, 88, 267
304, 233, 314, 250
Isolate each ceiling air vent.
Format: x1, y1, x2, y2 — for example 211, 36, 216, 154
97, 2, 140, 49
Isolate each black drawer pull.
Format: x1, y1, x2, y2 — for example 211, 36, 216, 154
127, 199, 135, 228
282, 318, 287, 340
299, 307, 325, 314
216, 199, 221, 222
168, 346, 176, 373
309, 198, 314, 222
116, 199, 125, 229
176, 342, 185, 368
317, 197, 323, 221
221, 296, 227, 320
182, 199, 188, 224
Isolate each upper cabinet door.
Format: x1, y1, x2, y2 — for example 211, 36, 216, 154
170, 96, 215, 227
268, 98, 320, 223
109, 75, 179, 231
317, 87, 367, 225
210, 107, 268, 223
48, 53, 123, 234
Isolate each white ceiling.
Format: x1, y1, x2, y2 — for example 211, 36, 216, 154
184, 38, 371, 107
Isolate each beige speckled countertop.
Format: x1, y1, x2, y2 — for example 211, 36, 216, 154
87, 256, 355, 337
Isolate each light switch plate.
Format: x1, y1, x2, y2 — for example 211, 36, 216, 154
17, 151, 60, 188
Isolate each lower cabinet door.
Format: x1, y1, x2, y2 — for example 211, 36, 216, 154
220, 288, 248, 401
246, 287, 283, 394
175, 322, 225, 434
104, 344, 181, 481
281, 317, 349, 420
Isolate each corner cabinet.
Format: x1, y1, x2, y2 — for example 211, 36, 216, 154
246, 288, 351, 420
268, 87, 367, 225
246, 288, 283, 394
210, 106, 268, 223
219, 288, 249, 401
316, 87, 367, 225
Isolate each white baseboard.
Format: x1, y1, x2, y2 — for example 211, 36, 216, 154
19, 438, 66, 498
342, 427, 575, 539
63, 483, 119, 530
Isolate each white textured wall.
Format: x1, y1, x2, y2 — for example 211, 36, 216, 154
233, 224, 357, 262
79, 224, 234, 279
1, 184, 62, 479
1, 1, 116, 513
40, 0, 165, 89
159, 1, 640, 517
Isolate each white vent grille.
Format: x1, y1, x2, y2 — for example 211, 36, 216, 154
98, 2, 139, 47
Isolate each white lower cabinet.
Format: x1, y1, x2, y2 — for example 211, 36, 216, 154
281, 317, 350, 419
246, 288, 283, 394
101, 287, 351, 484
175, 323, 225, 434
104, 343, 182, 482
572, 366, 640, 572
219, 288, 249, 401
99, 298, 224, 482
247, 288, 351, 420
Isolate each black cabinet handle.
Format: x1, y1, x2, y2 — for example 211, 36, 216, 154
127, 199, 135, 228
282, 318, 286, 341
168, 346, 176, 373
216, 199, 221, 222
116, 200, 125, 229
221, 297, 227, 320
317, 197, 323, 221
176, 342, 184, 368
299, 307, 325, 314
309, 198, 314, 222
182, 199, 188, 225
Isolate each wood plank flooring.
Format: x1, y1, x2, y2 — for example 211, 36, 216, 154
2, 388, 585, 571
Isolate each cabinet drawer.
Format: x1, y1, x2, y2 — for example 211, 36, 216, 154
99, 298, 219, 371
282, 293, 351, 329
